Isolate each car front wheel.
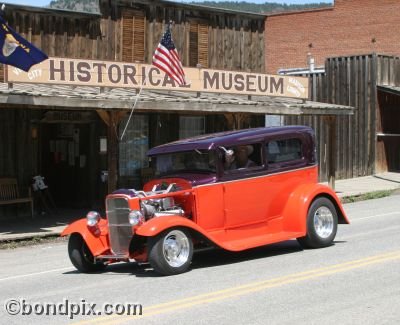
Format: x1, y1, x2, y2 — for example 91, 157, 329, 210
68, 234, 105, 273
148, 228, 193, 276
297, 197, 338, 248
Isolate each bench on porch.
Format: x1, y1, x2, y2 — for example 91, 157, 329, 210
0, 178, 34, 218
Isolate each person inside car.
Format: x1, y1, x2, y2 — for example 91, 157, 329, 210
225, 145, 256, 169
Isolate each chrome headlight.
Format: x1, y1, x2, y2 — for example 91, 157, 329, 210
86, 211, 101, 226
128, 210, 144, 226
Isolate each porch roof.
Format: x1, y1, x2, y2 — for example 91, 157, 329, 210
0, 82, 355, 116
377, 85, 400, 97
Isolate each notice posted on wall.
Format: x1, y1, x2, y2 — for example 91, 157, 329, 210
79, 155, 86, 168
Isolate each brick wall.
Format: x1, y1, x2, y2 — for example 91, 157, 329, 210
265, 0, 400, 73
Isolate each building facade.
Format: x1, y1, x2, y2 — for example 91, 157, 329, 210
0, 0, 267, 215
265, 0, 400, 73
284, 54, 400, 179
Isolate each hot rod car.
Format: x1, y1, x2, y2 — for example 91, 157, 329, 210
62, 126, 349, 275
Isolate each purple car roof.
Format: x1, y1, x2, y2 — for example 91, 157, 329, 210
147, 126, 313, 156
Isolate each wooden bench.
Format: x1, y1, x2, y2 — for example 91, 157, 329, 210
0, 178, 34, 218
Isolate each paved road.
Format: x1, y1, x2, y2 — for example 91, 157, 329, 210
1, 195, 400, 325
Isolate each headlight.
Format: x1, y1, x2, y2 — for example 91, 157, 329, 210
86, 211, 101, 226
129, 210, 144, 226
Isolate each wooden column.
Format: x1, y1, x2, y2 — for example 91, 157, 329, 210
96, 110, 126, 194
326, 116, 337, 190
108, 111, 119, 193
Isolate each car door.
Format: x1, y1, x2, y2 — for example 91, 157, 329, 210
264, 136, 310, 219
221, 142, 268, 229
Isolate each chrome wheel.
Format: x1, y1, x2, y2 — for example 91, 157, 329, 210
162, 230, 190, 267
297, 197, 338, 249
313, 206, 334, 239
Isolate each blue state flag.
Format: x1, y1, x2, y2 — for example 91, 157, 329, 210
0, 15, 48, 72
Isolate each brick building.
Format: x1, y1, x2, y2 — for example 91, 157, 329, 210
265, 0, 400, 73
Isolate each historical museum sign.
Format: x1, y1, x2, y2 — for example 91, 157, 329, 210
6, 57, 309, 99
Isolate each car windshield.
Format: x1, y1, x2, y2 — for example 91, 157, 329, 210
153, 150, 216, 176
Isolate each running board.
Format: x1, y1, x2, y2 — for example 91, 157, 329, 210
96, 254, 129, 261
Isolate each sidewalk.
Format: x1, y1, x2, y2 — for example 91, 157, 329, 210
1, 172, 400, 242
0, 209, 88, 242
327, 172, 400, 198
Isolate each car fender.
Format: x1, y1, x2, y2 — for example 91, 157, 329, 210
61, 218, 110, 256
136, 215, 213, 239
282, 183, 349, 234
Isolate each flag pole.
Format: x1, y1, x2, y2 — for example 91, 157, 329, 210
120, 75, 146, 141
120, 20, 173, 141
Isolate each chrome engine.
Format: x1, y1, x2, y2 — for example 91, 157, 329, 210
140, 196, 184, 220
131, 182, 185, 220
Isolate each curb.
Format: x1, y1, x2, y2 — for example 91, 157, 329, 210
0, 231, 62, 244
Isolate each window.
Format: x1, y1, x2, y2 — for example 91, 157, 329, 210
122, 9, 145, 62
265, 115, 284, 127
154, 150, 216, 176
266, 138, 302, 164
179, 116, 205, 139
189, 23, 208, 67
119, 115, 149, 176
224, 143, 262, 172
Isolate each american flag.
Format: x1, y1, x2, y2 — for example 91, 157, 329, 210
152, 26, 186, 86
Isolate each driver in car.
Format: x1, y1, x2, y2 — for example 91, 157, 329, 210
225, 145, 256, 169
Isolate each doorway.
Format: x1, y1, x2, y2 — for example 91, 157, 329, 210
377, 90, 400, 172
39, 111, 101, 209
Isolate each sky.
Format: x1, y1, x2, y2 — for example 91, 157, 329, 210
2, 0, 333, 7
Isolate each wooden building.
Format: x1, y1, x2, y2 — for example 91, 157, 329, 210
0, 1, 353, 218
0, 1, 266, 213
285, 54, 400, 180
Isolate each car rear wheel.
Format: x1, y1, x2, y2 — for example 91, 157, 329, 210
148, 228, 193, 276
68, 234, 105, 273
297, 197, 338, 248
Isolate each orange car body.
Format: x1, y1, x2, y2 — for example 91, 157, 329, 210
62, 126, 349, 264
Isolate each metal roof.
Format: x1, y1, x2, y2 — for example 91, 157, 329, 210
0, 83, 355, 116
377, 85, 400, 96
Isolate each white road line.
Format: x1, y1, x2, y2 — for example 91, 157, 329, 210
341, 225, 400, 240
350, 211, 400, 222
0, 266, 74, 282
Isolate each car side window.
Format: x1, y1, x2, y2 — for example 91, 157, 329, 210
224, 143, 262, 172
266, 138, 303, 164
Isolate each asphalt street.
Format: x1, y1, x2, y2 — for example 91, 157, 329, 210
1, 195, 399, 325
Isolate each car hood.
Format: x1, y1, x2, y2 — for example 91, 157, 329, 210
157, 172, 217, 187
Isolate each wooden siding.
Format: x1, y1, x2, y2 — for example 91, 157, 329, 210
0, 2, 265, 81
285, 54, 400, 181
4, 11, 103, 60
0, 109, 41, 188
100, 0, 265, 72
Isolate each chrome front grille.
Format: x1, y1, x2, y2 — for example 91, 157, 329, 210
106, 197, 133, 256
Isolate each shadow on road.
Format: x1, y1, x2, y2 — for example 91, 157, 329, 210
63, 240, 347, 277
63, 240, 307, 277
191, 240, 303, 270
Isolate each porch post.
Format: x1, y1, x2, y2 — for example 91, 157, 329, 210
327, 116, 337, 190
107, 111, 119, 193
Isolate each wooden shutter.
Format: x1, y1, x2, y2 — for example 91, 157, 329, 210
198, 24, 209, 67
0, 64, 4, 82
122, 10, 145, 62
189, 24, 198, 67
189, 23, 208, 67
